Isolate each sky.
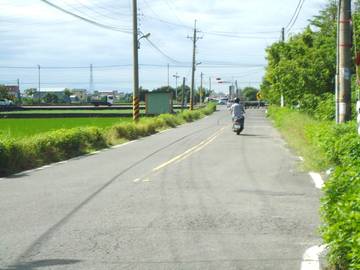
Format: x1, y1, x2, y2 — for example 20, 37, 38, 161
0, 0, 329, 93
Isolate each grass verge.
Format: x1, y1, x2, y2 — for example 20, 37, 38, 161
268, 106, 360, 270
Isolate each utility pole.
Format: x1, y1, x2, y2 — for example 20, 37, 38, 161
17, 78, 21, 101
200, 72, 203, 104
132, 0, 140, 121
173, 73, 180, 101
89, 64, 94, 93
181, 77, 186, 109
336, 1, 340, 123
280, 27, 285, 107
209, 77, 211, 93
188, 20, 202, 110
353, 3, 360, 133
37, 64, 41, 104
167, 63, 170, 90
338, 0, 352, 123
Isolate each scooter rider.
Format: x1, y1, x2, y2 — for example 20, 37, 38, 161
230, 98, 245, 132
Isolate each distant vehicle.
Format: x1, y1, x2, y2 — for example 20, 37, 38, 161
0, 99, 14, 107
217, 98, 228, 105
91, 95, 114, 106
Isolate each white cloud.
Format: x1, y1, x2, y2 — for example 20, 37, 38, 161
0, 0, 329, 92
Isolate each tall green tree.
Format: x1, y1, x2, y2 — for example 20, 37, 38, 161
242, 87, 259, 101
261, 1, 337, 106
25, 88, 37, 97
0, 85, 10, 99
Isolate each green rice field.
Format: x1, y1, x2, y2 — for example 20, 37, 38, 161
0, 109, 144, 114
0, 118, 133, 139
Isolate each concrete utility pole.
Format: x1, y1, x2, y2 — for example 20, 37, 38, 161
89, 64, 94, 93
200, 72, 203, 104
209, 77, 212, 93
132, 0, 140, 121
181, 77, 186, 109
188, 20, 202, 110
37, 64, 41, 104
167, 63, 170, 90
280, 27, 285, 107
17, 78, 20, 100
338, 0, 352, 123
173, 73, 180, 101
353, 4, 360, 133
335, 1, 340, 123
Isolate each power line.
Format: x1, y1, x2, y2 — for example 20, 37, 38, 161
39, 0, 131, 33
0, 62, 266, 69
285, 0, 306, 33
142, 14, 283, 39
63, 0, 122, 21
203, 31, 279, 40
69, 0, 131, 19
162, 0, 187, 27
142, 14, 192, 29
144, 38, 182, 64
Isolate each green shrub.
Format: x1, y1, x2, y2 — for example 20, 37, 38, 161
0, 127, 107, 176
157, 114, 182, 127
315, 93, 335, 121
299, 93, 320, 115
321, 165, 360, 270
0, 103, 217, 177
305, 121, 359, 167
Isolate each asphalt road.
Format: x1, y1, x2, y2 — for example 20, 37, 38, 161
0, 106, 321, 270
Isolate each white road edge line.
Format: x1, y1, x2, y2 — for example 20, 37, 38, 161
111, 141, 135, 149
309, 172, 324, 189
158, 129, 171, 134
301, 245, 326, 270
299, 156, 304, 161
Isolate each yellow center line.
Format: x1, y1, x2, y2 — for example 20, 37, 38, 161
132, 126, 227, 183
152, 126, 226, 173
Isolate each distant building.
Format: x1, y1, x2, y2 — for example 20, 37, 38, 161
94, 90, 119, 96
5, 85, 20, 99
71, 88, 87, 102
33, 88, 69, 102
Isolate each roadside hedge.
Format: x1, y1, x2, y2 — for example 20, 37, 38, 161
268, 106, 360, 270
0, 103, 216, 177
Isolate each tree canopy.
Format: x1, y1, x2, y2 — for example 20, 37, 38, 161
260, 1, 338, 106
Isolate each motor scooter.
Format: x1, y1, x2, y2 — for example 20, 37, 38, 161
232, 116, 244, 135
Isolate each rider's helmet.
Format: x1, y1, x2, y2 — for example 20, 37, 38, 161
234, 98, 240, 104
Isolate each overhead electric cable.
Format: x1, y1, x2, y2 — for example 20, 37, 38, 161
284, 0, 306, 33
144, 38, 182, 64
39, 0, 131, 33
203, 31, 279, 40
143, 14, 284, 38
286, 0, 306, 33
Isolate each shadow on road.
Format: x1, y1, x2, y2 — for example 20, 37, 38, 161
2, 173, 30, 180
239, 134, 270, 139
4, 259, 81, 270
